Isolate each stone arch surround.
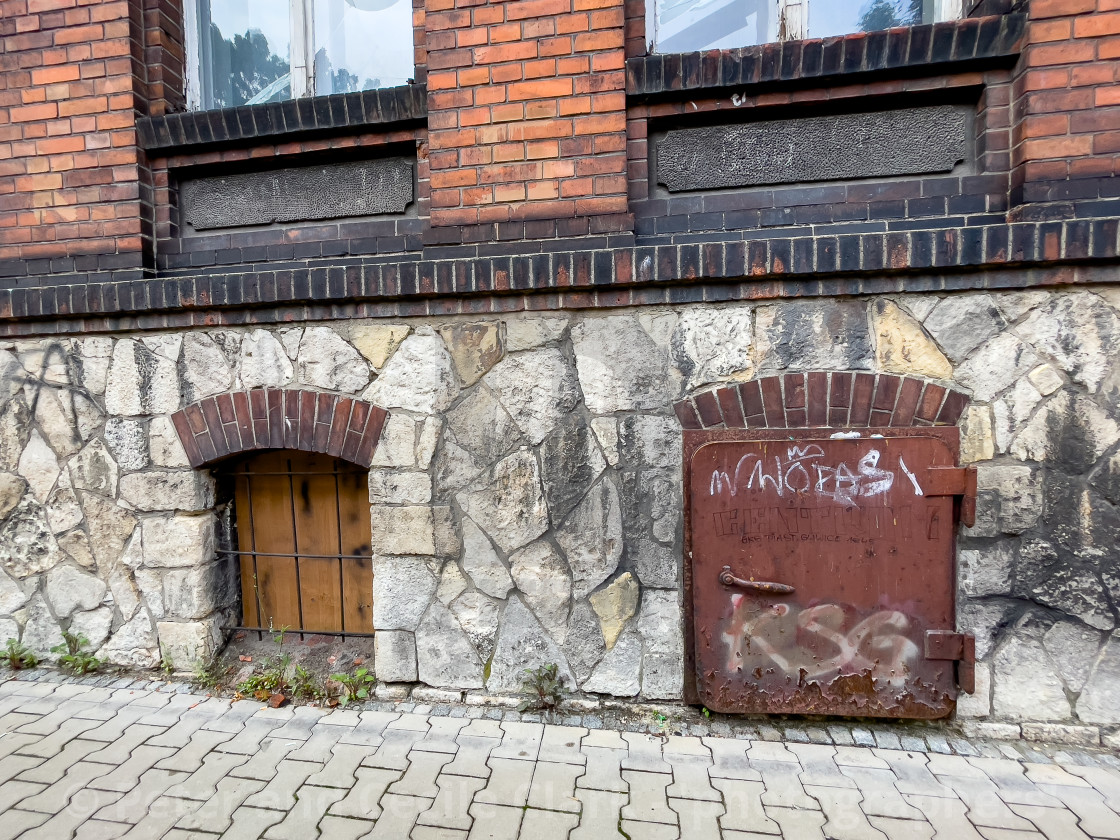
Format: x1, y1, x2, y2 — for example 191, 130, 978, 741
170, 388, 389, 468
673, 372, 971, 430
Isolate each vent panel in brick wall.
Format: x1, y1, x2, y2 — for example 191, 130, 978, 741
180, 157, 415, 231
655, 105, 970, 192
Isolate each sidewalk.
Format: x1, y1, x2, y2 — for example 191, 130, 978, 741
1, 676, 1119, 840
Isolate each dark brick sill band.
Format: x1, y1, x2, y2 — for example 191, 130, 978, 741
0, 217, 1116, 337
626, 13, 1024, 101
136, 84, 428, 156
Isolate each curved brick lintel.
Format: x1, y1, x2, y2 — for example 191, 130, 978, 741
170, 388, 389, 469
674, 373, 969, 431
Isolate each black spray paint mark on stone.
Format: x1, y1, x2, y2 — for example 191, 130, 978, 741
655, 104, 970, 192
181, 157, 415, 231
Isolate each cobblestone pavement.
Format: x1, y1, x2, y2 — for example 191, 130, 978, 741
3, 677, 1120, 839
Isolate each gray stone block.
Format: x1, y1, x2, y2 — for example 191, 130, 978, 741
181, 157, 414, 230
655, 104, 969, 192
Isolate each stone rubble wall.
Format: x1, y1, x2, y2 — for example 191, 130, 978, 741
0, 288, 1118, 735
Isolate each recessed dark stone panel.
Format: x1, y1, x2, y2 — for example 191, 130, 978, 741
181, 157, 415, 231
656, 105, 969, 193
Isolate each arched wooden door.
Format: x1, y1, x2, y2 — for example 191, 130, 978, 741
231, 451, 373, 635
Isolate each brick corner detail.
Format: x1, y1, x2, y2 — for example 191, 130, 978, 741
170, 388, 389, 468
674, 373, 970, 431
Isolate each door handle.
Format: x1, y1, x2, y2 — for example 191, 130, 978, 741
719, 566, 795, 595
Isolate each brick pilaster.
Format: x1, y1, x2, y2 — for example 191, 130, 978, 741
424, 0, 630, 227
1012, 0, 1120, 204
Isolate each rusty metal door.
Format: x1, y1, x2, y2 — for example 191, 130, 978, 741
688, 434, 973, 719
232, 451, 373, 636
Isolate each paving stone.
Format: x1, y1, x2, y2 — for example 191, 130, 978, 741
229, 737, 302, 781
0, 733, 40, 763
805, 785, 887, 840
302, 743, 370, 788
526, 760, 583, 813
72, 819, 132, 840
1008, 803, 1093, 839
0, 809, 49, 840
262, 783, 346, 839
364, 793, 433, 840
790, 743, 857, 789
316, 815, 376, 840
620, 732, 670, 773
84, 723, 169, 765
664, 752, 719, 802
619, 819, 679, 839
569, 788, 628, 839
415, 717, 471, 754
903, 794, 987, 839
519, 808, 580, 839
492, 721, 544, 761
442, 735, 500, 778
202, 700, 267, 733
364, 726, 428, 771
474, 756, 533, 807
284, 727, 343, 763
417, 773, 487, 831
465, 802, 523, 839
0, 778, 45, 811
173, 775, 266, 834
581, 729, 627, 750
712, 778, 780, 836
1065, 765, 1120, 810
241, 758, 318, 811
0, 753, 44, 786
18, 759, 112, 813
839, 767, 922, 820
88, 744, 176, 791
756, 760, 820, 810
578, 745, 627, 792
15, 716, 101, 758
388, 750, 454, 799
18, 786, 125, 840
336, 711, 399, 748
873, 749, 955, 798
763, 806, 827, 839
329, 766, 401, 820
1034, 784, 1120, 838
218, 806, 285, 840
413, 826, 469, 840
155, 728, 235, 772
747, 741, 799, 763
539, 725, 588, 765
943, 776, 1038, 831
867, 816, 935, 839
148, 701, 230, 749
621, 770, 676, 825
115, 793, 202, 840
217, 718, 291, 761
92, 767, 187, 824
166, 750, 253, 801
704, 738, 759, 780
1022, 763, 1093, 787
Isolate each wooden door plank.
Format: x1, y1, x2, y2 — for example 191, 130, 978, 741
337, 466, 373, 632
248, 455, 301, 631
233, 474, 260, 629
290, 453, 343, 633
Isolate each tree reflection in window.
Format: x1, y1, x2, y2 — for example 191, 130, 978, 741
207, 27, 292, 108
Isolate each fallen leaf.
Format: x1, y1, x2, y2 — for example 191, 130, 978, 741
239, 655, 253, 662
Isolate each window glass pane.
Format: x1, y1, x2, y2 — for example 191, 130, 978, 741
196, 0, 292, 109
313, 0, 414, 94
654, 0, 961, 54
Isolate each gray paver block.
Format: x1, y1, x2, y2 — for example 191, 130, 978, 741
620, 819, 679, 839
364, 792, 432, 839
1009, 803, 1093, 839
415, 717, 471, 755
669, 797, 725, 840
116, 794, 201, 840
1036, 783, 1120, 838
569, 788, 628, 840
167, 750, 252, 801
93, 767, 188, 823
0, 754, 45, 786
241, 758, 317, 810
466, 802, 523, 839
305, 742, 370, 788
364, 727, 428, 771
0, 809, 49, 840
316, 815, 376, 840
518, 807, 579, 839
219, 718, 290, 756
389, 749, 454, 799
18, 787, 125, 840
756, 760, 819, 810
712, 778, 780, 836
18, 759, 113, 813
15, 716, 102, 758
262, 783, 346, 839
975, 827, 1047, 840
285, 727, 343, 763
528, 760, 583, 813
578, 745, 627, 792
790, 743, 858, 789
418, 773, 487, 830
764, 805, 828, 839
175, 775, 267, 833
621, 770, 676, 825
839, 766, 922, 820
903, 794, 987, 840
329, 766, 401, 820
474, 756, 533, 807
622, 732, 671, 774
229, 737, 301, 781
747, 741, 799, 763
89, 744, 176, 792
72, 819, 132, 840
805, 784, 887, 840
943, 776, 1038, 831
539, 725, 588, 765
704, 738, 759, 781
155, 728, 236, 773
874, 750, 955, 798
442, 735, 499, 779
218, 806, 285, 840
0, 779, 46, 812
492, 721, 544, 762
1066, 764, 1120, 810
867, 816, 935, 840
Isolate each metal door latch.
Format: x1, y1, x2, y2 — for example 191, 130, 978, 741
922, 466, 979, 528
925, 630, 977, 694
719, 566, 795, 595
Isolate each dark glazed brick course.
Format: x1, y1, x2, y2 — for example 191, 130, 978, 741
674, 374, 970, 431
137, 86, 427, 155
170, 388, 389, 469
626, 15, 1025, 100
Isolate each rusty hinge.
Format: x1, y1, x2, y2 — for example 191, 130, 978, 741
925, 630, 976, 694
922, 466, 978, 528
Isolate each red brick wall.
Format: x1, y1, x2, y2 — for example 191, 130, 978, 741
1012, 0, 1120, 203
423, 0, 630, 227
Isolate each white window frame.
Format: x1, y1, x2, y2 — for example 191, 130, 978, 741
647, 0, 963, 56
183, 0, 317, 110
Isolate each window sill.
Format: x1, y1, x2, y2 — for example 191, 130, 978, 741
137, 85, 427, 156
626, 14, 1025, 101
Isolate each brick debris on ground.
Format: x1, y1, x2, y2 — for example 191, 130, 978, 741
1, 675, 1119, 839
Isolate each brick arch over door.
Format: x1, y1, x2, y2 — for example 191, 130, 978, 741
170, 388, 389, 468
673, 372, 971, 431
